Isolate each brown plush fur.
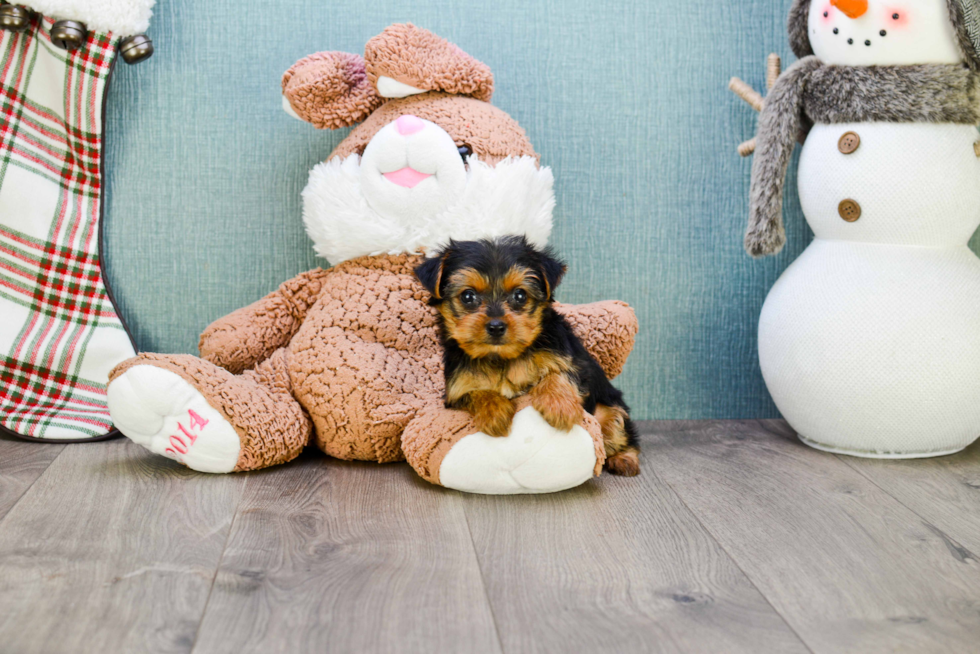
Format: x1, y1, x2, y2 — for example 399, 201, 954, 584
282, 24, 534, 165
282, 52, 383, 130
365, 23, 494, 102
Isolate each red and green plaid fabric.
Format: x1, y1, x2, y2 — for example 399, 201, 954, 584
0, 15, 135, 440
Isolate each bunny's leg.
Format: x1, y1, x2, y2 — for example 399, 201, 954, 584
107, 349, 311, 472
401, 397, 605, 495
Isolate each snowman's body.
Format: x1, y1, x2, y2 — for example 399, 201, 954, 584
761, 122, 980, 456
755, 0, 980, 456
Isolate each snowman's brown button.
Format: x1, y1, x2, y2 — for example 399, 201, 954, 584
838, 131, 861, 154
839, 199, 862, 222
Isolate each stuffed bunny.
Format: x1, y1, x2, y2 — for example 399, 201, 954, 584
106, 24, 638, 494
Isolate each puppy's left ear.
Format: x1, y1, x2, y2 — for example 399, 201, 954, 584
537, 250, 567, 301
415, 251, 450, 299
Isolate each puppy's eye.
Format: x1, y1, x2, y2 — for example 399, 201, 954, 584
512, 289, 528, 306
460, 289, 479, 307
458, 144, 473, 163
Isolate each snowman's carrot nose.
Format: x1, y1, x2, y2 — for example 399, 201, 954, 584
831, 0, 869, 19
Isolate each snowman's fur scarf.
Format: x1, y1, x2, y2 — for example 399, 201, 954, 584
18, 0, 154, 36
747, 57, 823, 258
303, 155, 555, 265
804, 63, 980, 124
788, 0, 980, 69
747, 57, 980, 257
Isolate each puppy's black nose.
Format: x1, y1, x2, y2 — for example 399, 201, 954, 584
486, 320, 507, 338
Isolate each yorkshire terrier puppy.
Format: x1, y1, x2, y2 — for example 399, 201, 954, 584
415, 236, 640, 476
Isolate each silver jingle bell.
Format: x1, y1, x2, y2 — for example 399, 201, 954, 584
119, 33, 153, 64
0, 4, 32, 32
50, 20, 87, 50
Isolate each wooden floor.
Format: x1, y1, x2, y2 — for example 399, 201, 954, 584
2, 421, 980, 653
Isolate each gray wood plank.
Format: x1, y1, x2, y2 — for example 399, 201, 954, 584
0, 435, 64, 521
646, 420, 980, 653
192, 453, 502, 654
0, 438, 246, 654
461, 441, 810, 654
835, 442, 980, 556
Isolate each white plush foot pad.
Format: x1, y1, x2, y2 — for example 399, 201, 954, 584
107, 366, 241, 473
438, 407, 597, 495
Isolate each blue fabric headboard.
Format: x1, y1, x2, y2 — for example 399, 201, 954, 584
104, 0, 942, 420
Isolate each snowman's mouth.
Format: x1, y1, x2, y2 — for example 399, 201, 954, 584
383, 167, 432, 189
830, 26, 886, 48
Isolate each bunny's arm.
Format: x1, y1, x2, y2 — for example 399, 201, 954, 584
199, 269, 331, 374
554, 301, 638, 380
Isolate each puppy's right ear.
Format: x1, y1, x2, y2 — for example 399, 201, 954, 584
532, 245, 566, 301
415, 251, 450, 299
282, 52, 384, 129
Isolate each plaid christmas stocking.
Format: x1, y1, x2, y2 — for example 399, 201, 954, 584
0, 3, 154, 441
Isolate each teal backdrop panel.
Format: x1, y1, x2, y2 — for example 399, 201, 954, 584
103, 0, 939, 420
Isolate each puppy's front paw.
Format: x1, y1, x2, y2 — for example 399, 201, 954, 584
530, 374, 583, 432
471, 392, 517, 438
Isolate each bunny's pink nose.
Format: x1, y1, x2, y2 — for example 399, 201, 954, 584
395, 114, 425, 136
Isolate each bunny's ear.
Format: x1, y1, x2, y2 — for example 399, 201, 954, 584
282, 51, 384, 129
365, 24, 494, 102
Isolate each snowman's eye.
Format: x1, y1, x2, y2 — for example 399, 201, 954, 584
824, 11, 829, 17
458, 144, 473, 163
892, 12, 900, 19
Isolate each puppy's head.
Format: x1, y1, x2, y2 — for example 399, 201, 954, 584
415, 236, 566, 359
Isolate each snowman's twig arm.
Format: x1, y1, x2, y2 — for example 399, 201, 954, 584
730, 55, 782, 157
746, 56, 823, 258
766, 53, 782, 90
729, 78, 765, 112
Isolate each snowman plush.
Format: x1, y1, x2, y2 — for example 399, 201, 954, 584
744, 0, 980, 457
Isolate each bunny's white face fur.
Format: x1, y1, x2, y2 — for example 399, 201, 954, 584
808, 0, 963, 65
301, 117, 555, 265
359, 117, 469, 224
